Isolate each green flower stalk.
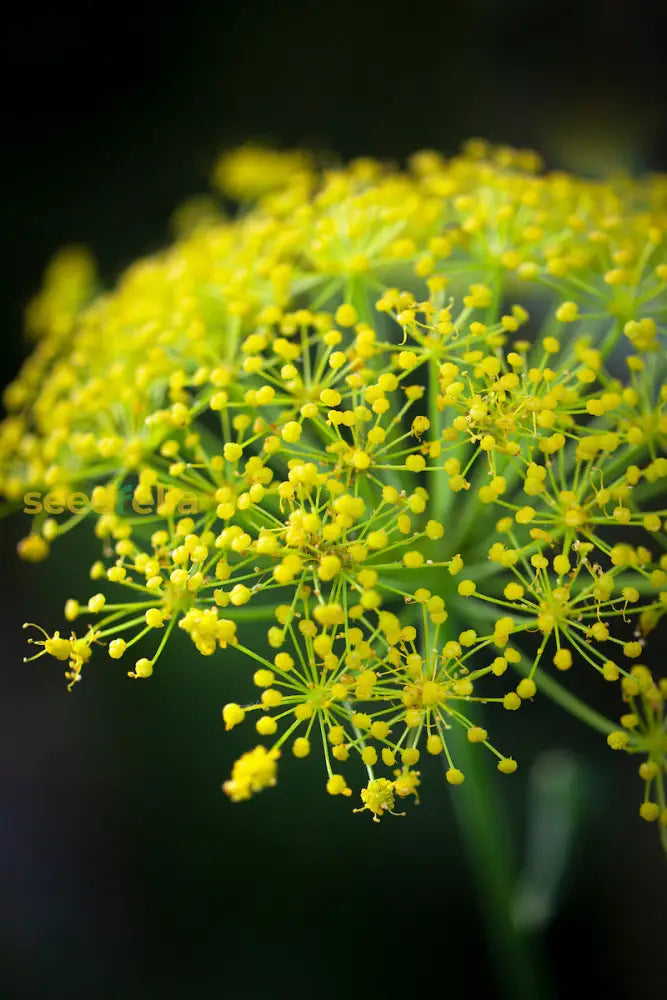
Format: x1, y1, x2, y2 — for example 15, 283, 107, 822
2, 140, 666, 845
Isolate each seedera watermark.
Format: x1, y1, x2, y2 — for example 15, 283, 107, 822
23, 485, 204, 516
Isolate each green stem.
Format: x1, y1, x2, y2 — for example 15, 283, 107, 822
425, 626, 552, 1000
220, 604, 286, 622
446, 722, 552, 1000
427, 358, 448, 518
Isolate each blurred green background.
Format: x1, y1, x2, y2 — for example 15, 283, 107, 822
1, 1, 666, 997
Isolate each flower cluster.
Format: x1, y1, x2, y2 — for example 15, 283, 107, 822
3, 140, 666, 839
607, 665, 667, 849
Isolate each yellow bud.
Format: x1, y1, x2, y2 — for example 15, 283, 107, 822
553, 649, 572, 671
223, 442, 243, 462
256, 716, 277, 735
292, 737, 311, 758
253, 669, 275, 687
498, 758, 518, 774
222, 703, 246, 730
445, 767, 465, 785
326, 774, 351, 796
555, 301, 579, 322
639, 802, 660, 822
335, 304, 358, 327
134, 658, 153, 678
281, 421, 302, 443
517, 678, 536, 699
318, 555, 341, 581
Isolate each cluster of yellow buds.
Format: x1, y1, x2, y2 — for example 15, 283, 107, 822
607, 665, 667, 850
2, 140, 666, 845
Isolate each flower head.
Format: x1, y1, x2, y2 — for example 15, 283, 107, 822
2, 140, 666, 843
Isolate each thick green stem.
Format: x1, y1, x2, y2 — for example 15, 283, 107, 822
425, 625, 552, 1000
446, 721, 553, 1000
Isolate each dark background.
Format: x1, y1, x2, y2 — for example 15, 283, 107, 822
1, 2, 666, 998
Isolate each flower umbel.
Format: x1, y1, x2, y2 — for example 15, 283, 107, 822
607, 666, 667, 849
2, 140, 666, 844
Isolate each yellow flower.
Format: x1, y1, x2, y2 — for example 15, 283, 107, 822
223, 746, 280, 801
4, 139, 666, 845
